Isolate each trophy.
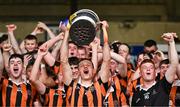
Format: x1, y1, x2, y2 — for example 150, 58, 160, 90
68, 9, 100, 46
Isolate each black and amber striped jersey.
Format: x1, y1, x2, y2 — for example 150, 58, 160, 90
0, 78, 37, 106
66, 79, 108, 107
41, 86, 67, 107
103, 75, 127, 106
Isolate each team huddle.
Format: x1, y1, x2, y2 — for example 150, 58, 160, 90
0, 21, 180, 106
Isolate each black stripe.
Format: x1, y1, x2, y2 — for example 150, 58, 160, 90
15, 85, 22, 106
74, 84, 80, 107
92, 85, 98, 106
53, 90, 58, 106
6, 81, 13, 106
83, 95, 88, 107
26, 83, 31, 107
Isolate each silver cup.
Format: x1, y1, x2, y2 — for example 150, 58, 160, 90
69, 9, 100, 46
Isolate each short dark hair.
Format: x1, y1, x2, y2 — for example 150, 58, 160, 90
110, 41, 121, 54
68, 41, 78, 46
68, 57, 79, 66
144, 39, 157, 47
26, 58, 35, 70
140, 59, 155, 68
159, 59, 169, 68
9, 54, 24, 64
24, 34, 37, 42
0, 34, 8, 44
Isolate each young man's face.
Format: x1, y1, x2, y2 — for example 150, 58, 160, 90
68, 43, 78, 57
9, 57, 23, 79
78, 49, 87, 59
137, 54, 144, 67
160, 63, 169, 77
137, 54, 150, 67
140, 62, 156, 82
118, 44, 129, 59
153, 52, 163, 64
79, 60, 94, 80
24, 39, 37, 52
70, 65, 79, 80
144, 45, 157, 54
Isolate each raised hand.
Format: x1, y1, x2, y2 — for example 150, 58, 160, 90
37, 22, 49, 31
32, 26, 44, 35
6, 24, 17, 32
100, 20, 109, 28
97, 20, 109, 29
59, 21, 68, 32
161, 32, 178, 43
31, 22, 48, 35
23, 54, 32, 67
98, 20, 109, 43
90, 37, 100, 48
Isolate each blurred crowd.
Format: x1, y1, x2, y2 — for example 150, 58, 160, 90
0, 21, 179, 106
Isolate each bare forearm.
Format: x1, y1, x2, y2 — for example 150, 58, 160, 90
43, 52, 56, 67
51, 40, 62, 59
169, 41, 178, 65
110, 51, 126, 64
60, 31, 69, 63
20, 41, 27, 53
46, 29, 56, 39
60, 30, 72, 85
99, 42, 111, 82
43, 34, 63, 49
3, 51, 10, 72
8, 32, 21, 54
91, 45, 98, 72
165, 37, 178, 83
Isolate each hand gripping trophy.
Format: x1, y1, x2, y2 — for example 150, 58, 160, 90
68, 9, 100, 46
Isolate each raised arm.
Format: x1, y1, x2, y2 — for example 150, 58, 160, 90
19, 40, 27, 54
41, 32, 64, 50
60, 24, 72, 85
110, 51, 126, 64
41, 32, 64, 66
30, 45, 48, 95
162, 33, 179, 83
51, 40, 62, 59
90, 37, 99, 73
98, 21, 111, 83
37, 22, 56, 39
2, 42, 12, 72
6, 24, 22, 54
110, 51, 127, 77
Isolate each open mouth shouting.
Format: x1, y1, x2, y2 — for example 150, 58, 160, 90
83, 69, 89, 74
13, 67, 19, 73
